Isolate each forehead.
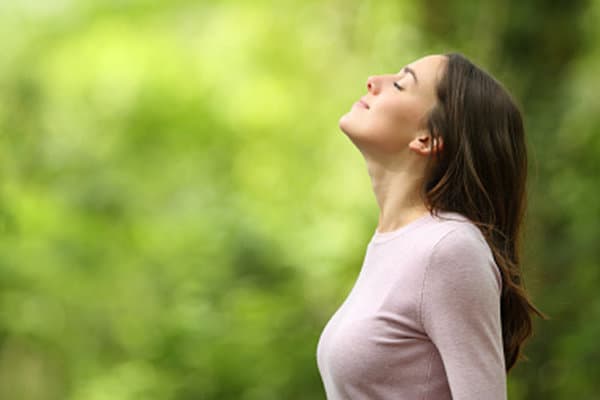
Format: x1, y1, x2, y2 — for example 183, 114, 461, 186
403, 55, 447, 87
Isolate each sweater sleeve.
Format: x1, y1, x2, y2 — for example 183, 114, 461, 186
420, 228, 507, 400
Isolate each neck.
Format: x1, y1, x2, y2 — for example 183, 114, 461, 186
364, 155, 430, 233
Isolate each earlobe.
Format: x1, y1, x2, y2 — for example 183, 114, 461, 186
431, 137, 444, 154
409, 135, 443, 156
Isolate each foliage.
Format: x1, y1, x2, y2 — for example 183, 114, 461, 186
0, 0, 598, 399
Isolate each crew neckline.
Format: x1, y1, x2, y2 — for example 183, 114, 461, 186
370, 210, 468, 245
371, 212, 433, 244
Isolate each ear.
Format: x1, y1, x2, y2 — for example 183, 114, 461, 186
408, 133, 443, 156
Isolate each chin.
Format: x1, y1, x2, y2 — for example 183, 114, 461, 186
339, 115, 369, 152
338, 112, 353, 135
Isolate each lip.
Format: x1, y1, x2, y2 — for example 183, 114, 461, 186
358, 98, 370, 109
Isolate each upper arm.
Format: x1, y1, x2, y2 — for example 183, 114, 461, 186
420, 228, 507, 399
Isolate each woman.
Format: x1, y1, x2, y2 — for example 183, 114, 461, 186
316, 53, 546, 399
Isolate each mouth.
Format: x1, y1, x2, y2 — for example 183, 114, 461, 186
357, 98, 370, 109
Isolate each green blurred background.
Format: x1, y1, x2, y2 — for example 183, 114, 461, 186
0, 0, 598, 399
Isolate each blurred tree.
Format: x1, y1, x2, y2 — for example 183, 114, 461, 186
0, 0, 598, 399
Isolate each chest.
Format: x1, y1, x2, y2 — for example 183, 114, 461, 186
317, 243, 434, 378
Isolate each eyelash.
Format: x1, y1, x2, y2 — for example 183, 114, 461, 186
394, 82, 404, 91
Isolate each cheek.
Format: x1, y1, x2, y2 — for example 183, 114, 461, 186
378, 99, 426, 131
367, 101, 429, 151
364, 103, 423, 147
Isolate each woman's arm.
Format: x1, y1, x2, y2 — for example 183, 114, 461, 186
420, 227, 507, 400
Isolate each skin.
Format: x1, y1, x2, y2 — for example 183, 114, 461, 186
338, 54, 448, 233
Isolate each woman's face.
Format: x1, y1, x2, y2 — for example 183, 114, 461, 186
339, 54, 447, 155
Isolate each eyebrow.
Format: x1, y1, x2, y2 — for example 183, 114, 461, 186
403, 67, 418, 84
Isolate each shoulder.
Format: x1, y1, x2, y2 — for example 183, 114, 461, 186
424, 211, 501, 292
426, 211, 490, 253
418, 212, 503, 330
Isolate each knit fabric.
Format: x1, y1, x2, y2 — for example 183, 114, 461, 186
316, 211, 507, 399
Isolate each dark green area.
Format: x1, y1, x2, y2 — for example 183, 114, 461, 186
0, 1, 598, 399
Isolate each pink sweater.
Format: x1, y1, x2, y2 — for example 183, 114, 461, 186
316, 211, 507, 399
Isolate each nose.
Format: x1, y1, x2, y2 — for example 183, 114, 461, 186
366, 76, 381, 94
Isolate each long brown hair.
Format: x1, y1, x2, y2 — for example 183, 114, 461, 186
423, 52, 547, 372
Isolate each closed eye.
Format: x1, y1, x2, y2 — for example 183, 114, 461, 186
394, 82, 404, 91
